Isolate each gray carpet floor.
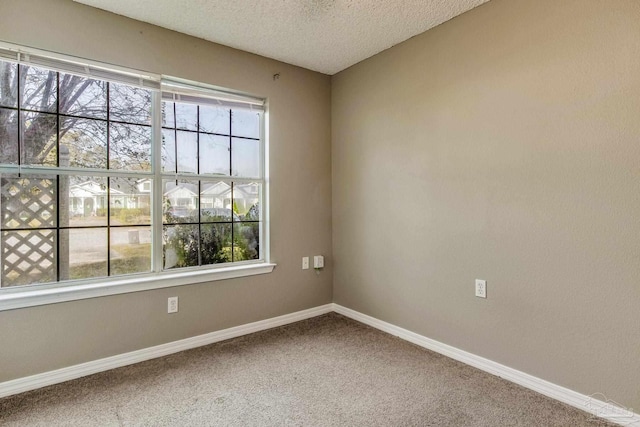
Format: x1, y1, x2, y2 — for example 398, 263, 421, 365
0, 313, 613, 426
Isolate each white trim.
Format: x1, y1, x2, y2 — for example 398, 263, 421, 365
161, 76, 265, 108
1, 301, 636, 426
332, 304, 640, 427
0, 303, 332, 399
151, 90, 163, 274
0, 41, 160, 89
262, 100, 270, 263
0, 263, 276, 311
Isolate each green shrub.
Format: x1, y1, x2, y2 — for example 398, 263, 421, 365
117, 208, 148, 224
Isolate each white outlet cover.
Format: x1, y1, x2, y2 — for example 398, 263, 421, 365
302, 257, 310, 270
313, 255, 324, 269
168, 296, 179, 313
475, 279, 487, 298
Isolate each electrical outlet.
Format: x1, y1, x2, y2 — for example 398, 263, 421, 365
475, 280, 487, 298
168, 296, 179, 313
313, 255, 324, 269
302, 257, 310, 270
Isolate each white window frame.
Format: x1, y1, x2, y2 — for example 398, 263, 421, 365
0, 43, 274, 312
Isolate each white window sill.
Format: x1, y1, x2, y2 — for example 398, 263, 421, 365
0, 263, 276, 312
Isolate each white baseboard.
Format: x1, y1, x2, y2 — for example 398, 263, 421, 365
0, 303, 333, 399
2, 302, 637, 426
332, 303, 640, 427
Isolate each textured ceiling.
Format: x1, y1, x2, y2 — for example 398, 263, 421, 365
73, 0, 489, 75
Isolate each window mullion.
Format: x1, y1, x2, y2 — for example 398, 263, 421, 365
106, 82, 111, 277
152, 91, 164, 273
56, 71, 61, 282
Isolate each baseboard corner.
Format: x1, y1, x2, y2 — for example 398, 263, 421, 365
331, 303, 639, 427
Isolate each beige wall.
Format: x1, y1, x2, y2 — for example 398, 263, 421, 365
332, 0, 640, 410
0, 0, 332, 381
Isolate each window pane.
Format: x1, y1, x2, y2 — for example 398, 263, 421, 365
234, 222, 259, 261
0, 61, 17, 108
163, 180, 198, 224
200, 105, 229, 135
231, 109, 260, 139
233, 183, 260, 220
200, 181, 232, 213
109, 123, 151, 171
21, 111, 57, 166
20, 65, 57, 113
59, 73, 107, 119
231, 137, 260, 178
109, 83, 151, 125
111, 226, 151, 275
0, 175, 57, 229
1, 229, 56, 286
67, 228, 107, 280
162, 101, 175, 128
200, 207, 233, 222
59, 117, 107, 169
175, 102, 197, 130
176, 130, 198, 173
163, 224, 199, 269
0, 108, 18, 164
110, 177, 151, 226
161, 128, 176, 172
200, 134, 229, 175
201, 223, 232, 265
67, 176, 108, 227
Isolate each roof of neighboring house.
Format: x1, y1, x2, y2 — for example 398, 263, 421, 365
164, 184, 198, 198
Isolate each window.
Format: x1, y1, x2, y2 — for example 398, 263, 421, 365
0, 44, 268, 297
160, 94, 262, 270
